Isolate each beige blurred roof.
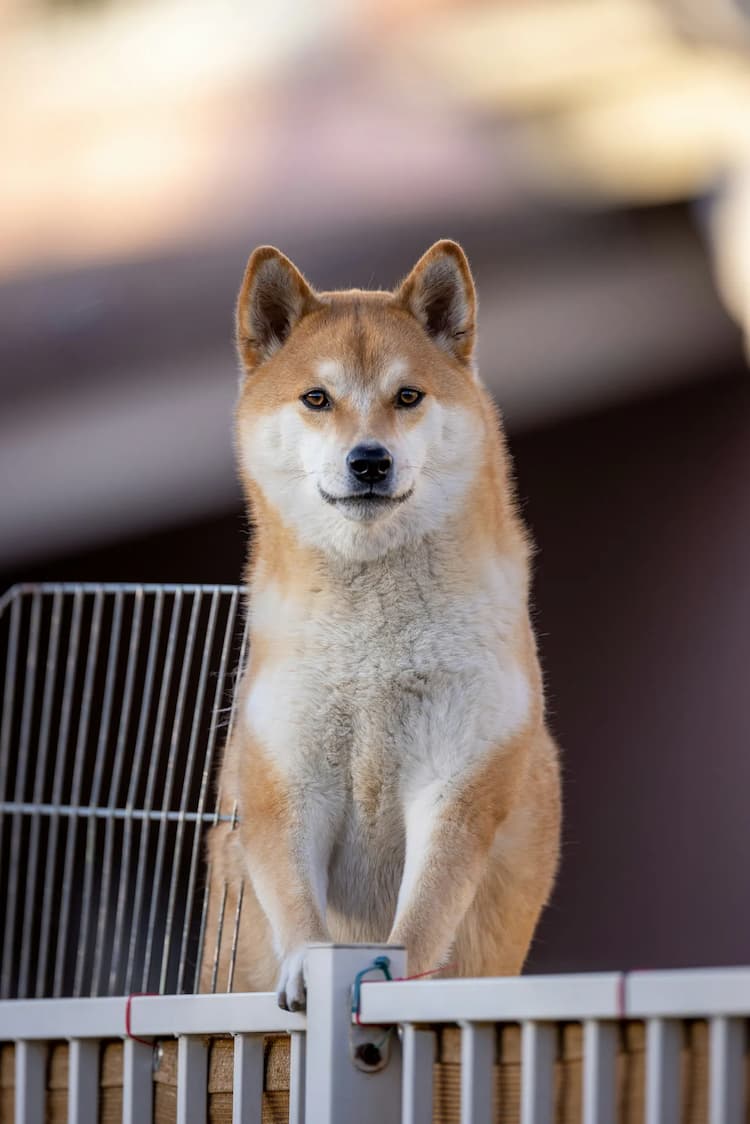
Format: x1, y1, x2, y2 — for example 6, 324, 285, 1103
3, 0, 750, 277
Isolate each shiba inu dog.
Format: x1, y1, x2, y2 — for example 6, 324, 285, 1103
202, 240, 561, 1009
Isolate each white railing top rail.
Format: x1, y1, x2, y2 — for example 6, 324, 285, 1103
0, 992, 305, 1040
356, 965, 750, 1025
2, 964, 749, 1043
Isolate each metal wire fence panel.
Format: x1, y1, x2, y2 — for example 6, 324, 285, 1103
0, 583, 248, 999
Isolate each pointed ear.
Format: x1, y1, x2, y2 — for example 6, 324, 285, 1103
236, 246, 321, 370
395, 240, 476, 364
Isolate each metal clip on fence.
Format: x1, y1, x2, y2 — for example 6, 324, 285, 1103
349, 955, 396, 1073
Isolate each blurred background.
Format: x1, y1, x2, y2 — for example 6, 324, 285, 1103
2, 0, 750, 975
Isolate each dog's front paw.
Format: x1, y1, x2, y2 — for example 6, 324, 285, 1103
276, 948, 307, 1011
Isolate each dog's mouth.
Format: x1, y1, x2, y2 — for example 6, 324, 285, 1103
318, 486, 413, 520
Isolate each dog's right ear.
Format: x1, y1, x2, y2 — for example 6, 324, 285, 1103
236, 247, 321, 371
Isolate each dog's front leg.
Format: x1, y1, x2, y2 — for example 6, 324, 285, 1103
239, 752, 339, 1010
389, 745, 523, 975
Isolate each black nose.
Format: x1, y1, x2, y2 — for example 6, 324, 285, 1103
347, 443, 393, 484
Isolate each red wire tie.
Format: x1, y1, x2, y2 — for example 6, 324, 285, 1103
394, 961, 458, 982
616, 972, 628, 1020
125, 993, 158, 1046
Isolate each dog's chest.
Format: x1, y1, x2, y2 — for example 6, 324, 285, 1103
244, 555, 528, 811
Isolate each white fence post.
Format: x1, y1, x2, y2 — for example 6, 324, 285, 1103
177, 1035, 208, 1124
709, 1016, 745, 1124
289, 1030, 307, 1124
69, 1038, 99, 1124
232, 1034, 264, 1124
460, 1022, 495, 1124
521, 1021, 556, 1124
123, 1039, 154, 1124
582, 1020, 617, 1124
645, 1018, 681, 1124
305, 943, 406, 1124
402, 1025, 435, 1124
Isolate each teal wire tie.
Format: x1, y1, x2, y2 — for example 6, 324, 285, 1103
351, 954, 392, 1026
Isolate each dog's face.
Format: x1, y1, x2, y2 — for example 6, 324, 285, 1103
235, 241, 486, 561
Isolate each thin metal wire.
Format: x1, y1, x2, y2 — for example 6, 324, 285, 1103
160, 588, 220, 993
0, 802, 234, 823
226, 879, 245, 994
142, 589, 202, 990
7, 581, 241, 597
91, 591, 144, 995
193, 858, 214, 995
36, 590, 84, 998
195, 602, 250, 995
54, 589, 105, 997
17, 591, 63, 998
1, 592, 42, 997
109, 588, 166, 994
127, 588, 183, 993
178, 588, 239, 993
0, 594, 21, 999
210, 880, 229, 996
0, 593, 21, 807
74, 591, 124, 996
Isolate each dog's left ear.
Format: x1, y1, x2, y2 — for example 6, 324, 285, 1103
395, 240, 476, 365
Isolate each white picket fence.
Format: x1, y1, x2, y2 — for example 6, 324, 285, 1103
1, 946, 749, 1124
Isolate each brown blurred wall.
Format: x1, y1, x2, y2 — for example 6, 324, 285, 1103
520, 369, 750, 973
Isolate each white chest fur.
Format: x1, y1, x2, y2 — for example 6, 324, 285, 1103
244, 544, 530, 797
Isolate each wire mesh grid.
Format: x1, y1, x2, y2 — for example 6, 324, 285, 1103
0, 582, 249, 1000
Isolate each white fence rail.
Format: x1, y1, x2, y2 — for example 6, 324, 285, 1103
1, 947, 749, 1124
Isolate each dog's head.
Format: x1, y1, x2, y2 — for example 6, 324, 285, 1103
235, 240, 488, 561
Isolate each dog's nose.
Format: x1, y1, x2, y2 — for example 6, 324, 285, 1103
347, 443, 393, 484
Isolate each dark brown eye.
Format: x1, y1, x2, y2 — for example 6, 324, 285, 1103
300, 389, 331, 410
395, 388, 424, 408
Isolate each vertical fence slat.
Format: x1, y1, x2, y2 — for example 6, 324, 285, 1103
232, 1034, 263, 1124
402, 1025, 435, 1124
709, 1016, 744, 1124
583, 1019, 617, 1124
521, 1021, 556, 1124
69, 1038, 99, 1124
177, 1035, 208, 1124
14, 1040, 46, 1124
460, 1022, 494, 1124
123, 1038, 154, 1124
288, 1029, 306, 1124
645, 1018, 681, 1124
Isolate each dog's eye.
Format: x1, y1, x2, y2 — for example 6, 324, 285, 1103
300, 389, 331, 410
395, 388, 424, 408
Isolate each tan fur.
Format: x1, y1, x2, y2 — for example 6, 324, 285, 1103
201, 241, 561, 1004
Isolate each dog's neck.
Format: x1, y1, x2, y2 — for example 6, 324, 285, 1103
245, 473, 528, 611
